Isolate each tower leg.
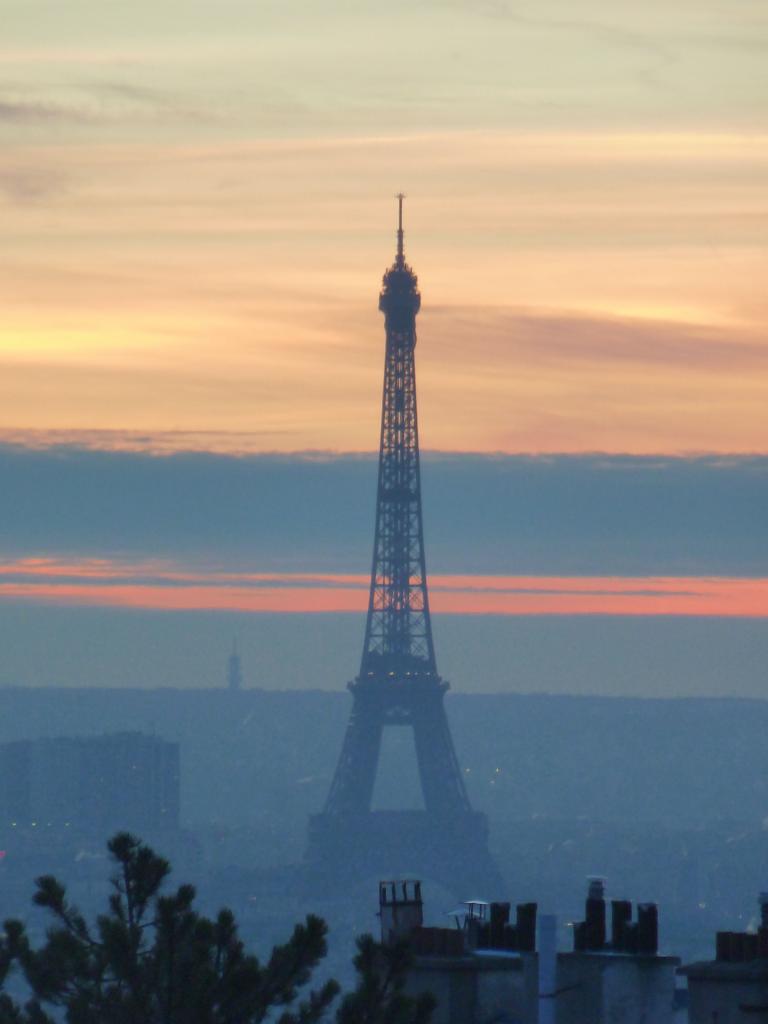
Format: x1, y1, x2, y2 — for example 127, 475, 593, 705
324, 696, 383, 817
412, 690, 471, 819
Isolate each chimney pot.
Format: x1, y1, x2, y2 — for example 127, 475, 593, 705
760, 892, 768, 929
490, 902, 510, 949
585, 877, 606, 949
516, 902, 538, 953
587, 876, 606, 901
611, 900, 632, 951
636, 902, 658, 955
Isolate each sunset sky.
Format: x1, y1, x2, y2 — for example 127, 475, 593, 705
2, 0, 767, 453
1, 2, 766, 693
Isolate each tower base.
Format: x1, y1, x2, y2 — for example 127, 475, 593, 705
305, 809, 505, 900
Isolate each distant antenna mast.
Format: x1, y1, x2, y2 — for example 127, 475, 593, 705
227, 639, 242, 691
396, 192, 405, 266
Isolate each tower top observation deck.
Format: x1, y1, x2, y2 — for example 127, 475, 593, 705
379, 193, 420, 323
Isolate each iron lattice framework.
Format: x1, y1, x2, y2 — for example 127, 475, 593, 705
322, 197, 471, 820
361, 196, 435, 680
306, 199, 502, 896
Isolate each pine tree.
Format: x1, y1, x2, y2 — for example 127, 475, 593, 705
336, 935, 435, 1024
0, 833, 435, 1024
2, 833, 338, 1024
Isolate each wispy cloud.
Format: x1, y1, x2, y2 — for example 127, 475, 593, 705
427, 306, 768, 372
0, 81, 208, 135
0, 165, 69, 202
0, 98, 93, 124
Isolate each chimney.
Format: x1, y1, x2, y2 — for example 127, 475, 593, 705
489, 902, 510, 948
611, 900, 632, 950
585, 877, 606, 950
760, 892, 768, 930
516, 902, 538, 953
716, 931, 731, 962
537, 914, 557, 1024
378, 880, 423, 946
758, 894, 768, 959
637, 903, 658, 955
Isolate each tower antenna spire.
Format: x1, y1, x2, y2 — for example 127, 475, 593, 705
396, 192, 405, 265
227, 637, 242, 691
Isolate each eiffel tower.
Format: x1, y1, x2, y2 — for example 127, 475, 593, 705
305, 198, 503, 897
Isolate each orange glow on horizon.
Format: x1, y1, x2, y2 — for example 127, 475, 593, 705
0, 560, 765, 618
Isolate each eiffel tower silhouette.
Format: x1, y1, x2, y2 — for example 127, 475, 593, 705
305, 198, 503, 897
